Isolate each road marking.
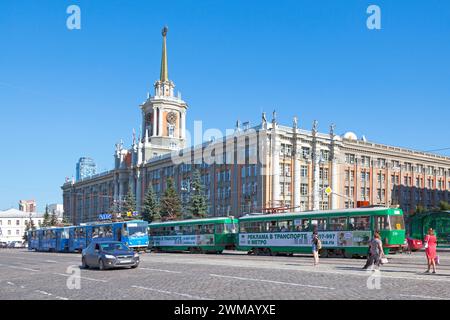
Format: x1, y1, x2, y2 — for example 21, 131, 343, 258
288, 267, 450, 283
399, 294, 448, 300
139, 267, 182, 274
45, 260, 58, 263
131, 285, 211, 300
34, 290, 69, 300
209, 274, 335, 290
0, 264, 40, 272
7, 282, 15, 286
53, 273, 108, 283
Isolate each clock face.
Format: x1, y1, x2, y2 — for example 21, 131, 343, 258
166, 112, 177, 125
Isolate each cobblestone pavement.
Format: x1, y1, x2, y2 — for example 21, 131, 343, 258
1, 249, 449, 300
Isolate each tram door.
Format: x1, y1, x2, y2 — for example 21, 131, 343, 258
56, 230, 61, 252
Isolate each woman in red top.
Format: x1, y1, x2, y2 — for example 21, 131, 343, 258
424, 228, 437, 274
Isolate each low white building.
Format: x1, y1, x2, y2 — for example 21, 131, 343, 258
0, 209, 44, 243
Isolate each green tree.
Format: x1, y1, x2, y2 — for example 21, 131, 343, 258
50, 210, 58, 226
142, 184, 161, 222
122, 186, 136, 219
188, 170, 208, 219
160, 178, 182, 221
62, 215, 71, 225
42, 205, 50, 227
29, 213, 36, 230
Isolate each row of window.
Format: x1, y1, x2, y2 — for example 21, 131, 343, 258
2, 229, 21, 236
239, 215, 403, 233
344, 155, 450, 176
240, 216, 373, 233
0, 219, 41, 226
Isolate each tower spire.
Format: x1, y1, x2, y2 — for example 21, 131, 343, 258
160, 26, 169, 82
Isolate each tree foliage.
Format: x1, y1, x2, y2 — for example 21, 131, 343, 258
42, 205, 50, 227
142, 184, 161, 222
188, 170, 208, 219
122, 186, 136, 219
160, 178, 182, 221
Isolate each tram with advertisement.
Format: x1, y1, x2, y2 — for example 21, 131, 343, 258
236, 207, 406, 257
149, 216, 239, 253
28, 220, 149, 253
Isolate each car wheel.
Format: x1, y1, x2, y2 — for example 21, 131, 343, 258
131, 263, 139, 269
99, 259, 105, 271
82, 257, 89, 269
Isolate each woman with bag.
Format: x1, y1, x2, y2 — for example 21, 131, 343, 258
424, 228, 437, 274
312, 231, 321, 267
366, 232, 385, 271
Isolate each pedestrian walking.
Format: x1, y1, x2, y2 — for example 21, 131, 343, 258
363, 231, 385, 271
424, 228, 438, 274
312, 231, 321, 267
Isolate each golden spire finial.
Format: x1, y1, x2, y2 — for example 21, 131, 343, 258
160, 26, 169, 82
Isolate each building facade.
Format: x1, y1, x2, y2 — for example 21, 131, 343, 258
0, 209, 44, 243
62, 28, 450, 224
76, 157, 97, 182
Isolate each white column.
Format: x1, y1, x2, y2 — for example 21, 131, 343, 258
152, 108, 157, 137
158, 107, 163, 136
293, 153, 301, 212
272, 131, 280, 206
136, 170, 142, 214
181, 111, 186, 139
331, 160, 339, 209
312, 155, 320, 211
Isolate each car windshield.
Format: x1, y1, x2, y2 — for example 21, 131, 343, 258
127, 224, 147, 238
100, 243, 130, 251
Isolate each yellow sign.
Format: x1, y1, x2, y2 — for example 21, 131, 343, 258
127, 212, 132, 217
325, 187, 332, 196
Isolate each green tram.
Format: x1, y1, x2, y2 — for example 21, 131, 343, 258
409, 211, 450, 247
149, 217, 239, 253
236, 207, 406, 258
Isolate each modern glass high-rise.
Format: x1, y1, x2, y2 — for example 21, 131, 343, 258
76, 157, 97, 182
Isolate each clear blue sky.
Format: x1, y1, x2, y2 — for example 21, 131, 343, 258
1, 0, 449, 211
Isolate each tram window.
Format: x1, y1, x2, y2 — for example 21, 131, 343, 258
122, 225, 129, 236
225, 223, 237, 233
278, 220, 293, 232
294, 219, 309, 231
61, 230, 69, 239
389, 215, 405, 231
266, 221, 278, 232
195, 225, 202, 235
329, 217, 347, 231
375, 216, 390, 231
311, 219, 327, 231
215, 224, 224, 234
203, 224, 214, 234
349, 216, 370, 231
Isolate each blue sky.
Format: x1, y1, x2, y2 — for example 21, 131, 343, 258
0, 0, 449, 211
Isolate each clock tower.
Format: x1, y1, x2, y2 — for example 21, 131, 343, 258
140, 26, 188, 162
